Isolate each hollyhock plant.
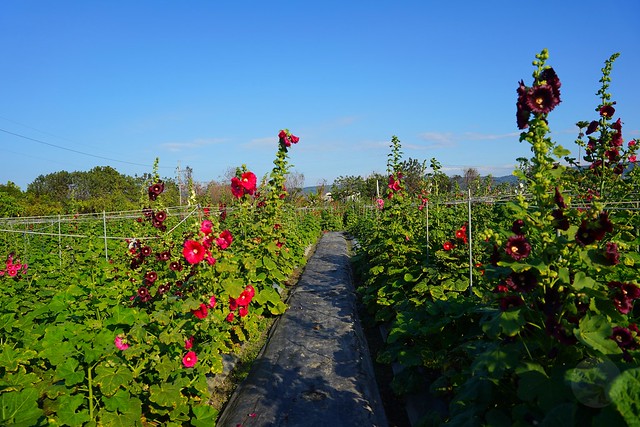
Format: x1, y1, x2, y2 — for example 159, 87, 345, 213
216, 230, 233, 249
185, 336, 194, 350
182, 351, 198, 368
200, 220, 213, 235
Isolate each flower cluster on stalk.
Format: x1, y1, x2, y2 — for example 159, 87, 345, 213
516, 66, 561, 129
0, 253, 27, 278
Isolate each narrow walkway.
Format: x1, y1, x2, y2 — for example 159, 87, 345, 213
217, 232, 388, 427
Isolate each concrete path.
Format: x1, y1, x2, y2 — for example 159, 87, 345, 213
217, 232, 388, 427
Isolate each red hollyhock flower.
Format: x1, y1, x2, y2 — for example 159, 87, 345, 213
240, 172, 257, 195
290, 134, 300, 144
216, 230, 233, 249
229, 297, 238, 311
525, 84, 560, 114
231, 177, 244, 198
192, 303, 208, 319
200, 220, 213, 235
244, 285, 255, 299
442, 241, 454, 251
183, 240, 205, 264
226, 312, 235, 322
239, 306, 249, 317
182, 351, 198, 368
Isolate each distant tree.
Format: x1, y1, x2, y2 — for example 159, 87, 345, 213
331, 175, 365, 201
425, 158, 453, 197
285, 170, 305, 202
362, 172, 387, 199
398, 158, 427, 195
463, 167, 481, 191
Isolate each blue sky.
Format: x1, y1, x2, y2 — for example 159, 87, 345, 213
1, 1, 639, 191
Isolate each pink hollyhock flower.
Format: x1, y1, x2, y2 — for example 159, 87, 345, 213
290, 134, 300, 144
278, 130, 287, 139
182, 351, 198, 368
185, 336, 194, 350
388, 175, 401, 192
216, 230, 233, 249
192, 303, 208, 319
183, 240, 205, 264
239, 306, 249, 317
200, 220, 213, 235
205, 252, 217, 266
226, 312, 235, 322
208, 295, 217, 308
630, 155, 637, 163
275, 241, 283, 248
376, 198, 384, 210
114, 336, 130, 351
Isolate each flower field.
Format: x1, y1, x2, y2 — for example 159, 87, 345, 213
346, 50, 640, 425
0, 130, 341, 425
2, 49, 639, 427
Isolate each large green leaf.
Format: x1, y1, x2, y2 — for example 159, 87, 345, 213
609, 368, 640, 427
94, 364, 133, 397
191, 404, 219, 427
55, 357, 85, 386
56, 394, 91, 426
0, 388, 44, 426
149, 383, 186, 408
574, 314, 621, 355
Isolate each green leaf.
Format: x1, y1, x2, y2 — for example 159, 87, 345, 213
573, 272, 597, 290
0, 345, 37, 372
191, 404, 219, 427
609, 368, 640, 427
149, 383, 186, 408
574, 314, 621, 355
0, 388, 44, 426
56, 394, 91, 426
94, 364, 134, 397
55, 357, 85, 386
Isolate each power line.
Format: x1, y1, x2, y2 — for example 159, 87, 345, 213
0, 127, 172, 169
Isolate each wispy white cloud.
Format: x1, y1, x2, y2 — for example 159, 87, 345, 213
417, 132, 455, 148
241, 137, 276, 149
161, 138, 226, 152
462, 131, 520, 140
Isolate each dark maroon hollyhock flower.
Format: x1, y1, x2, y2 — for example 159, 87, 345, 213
499, 295, 524, 311
586, 121, 599, 135
551, 209, 570, 231
621, 282, 640, 300
596, 212, 613, 238
606, 148, 620, 163
516, 80, 531, 129
489, 244, 501, 266
575, 221, 596, 246
546, 319, 578, 345
157, 283, 170, 295
137, 286, 151, 302
539, 67, 561, 99
494, 283, 509, 293
148, 181, 164, 197
525, 85, 560, 114
154, 211, 167, 223
141, 246, 152, 257
613, 163, 625, 175
599, 105, 615, 118
512, 219, 526, 235
612, 118, 623, 132
144, 271, 158, 284
505, 270, 538, 292
611, 326, 634, 349
169, 261, 183, 271
554, 187, 566, 209
142, 208, 154, 218
612, 131, 624, 147
156, 250, 171, 262
586, 139, 597, 155
604, 242, 620, 265
505, 235, 532, 261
